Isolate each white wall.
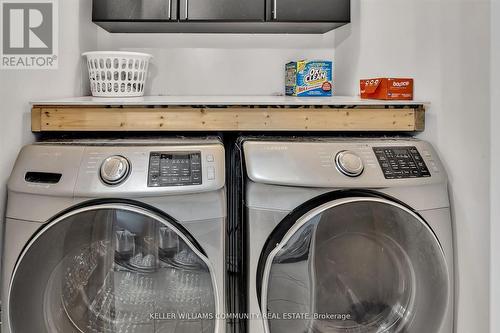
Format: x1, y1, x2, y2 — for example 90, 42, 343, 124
0, 1, 97, 227
96, 31, 337, 96
490, 0, 499, 331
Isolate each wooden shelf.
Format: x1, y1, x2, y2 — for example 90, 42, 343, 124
31, 96, 426, 132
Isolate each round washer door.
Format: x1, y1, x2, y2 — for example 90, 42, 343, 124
8, 202, 218, 333
258, 196, 449, 333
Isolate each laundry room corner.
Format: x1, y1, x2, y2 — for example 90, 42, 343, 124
332, 1, 492, 332
0, 0, 496, 332
0, 0, 97, 226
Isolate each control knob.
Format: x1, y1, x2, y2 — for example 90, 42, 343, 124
335, 150, 364, 177
100, 155, 130, 185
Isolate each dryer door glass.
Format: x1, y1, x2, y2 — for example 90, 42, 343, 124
260, 198, 449, 333
9, 203, 217, 333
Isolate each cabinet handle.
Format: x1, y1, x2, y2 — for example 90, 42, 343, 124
184, 0, 188, 19
168, 0, 172, 19
272, 0, 277, 19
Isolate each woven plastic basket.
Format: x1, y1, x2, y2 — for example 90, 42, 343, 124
83, 51, 152, 97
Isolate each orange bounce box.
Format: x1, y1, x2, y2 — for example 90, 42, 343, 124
360, 78, 413, 100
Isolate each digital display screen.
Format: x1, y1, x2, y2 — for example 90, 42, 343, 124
160, 153, 190, 161
392, 149, 409, 155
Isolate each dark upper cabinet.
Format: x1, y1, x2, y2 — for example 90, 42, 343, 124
93, 0, 178, 20
266, 0, 349, 22
92, 0, 350, 33
179, 0, 264, 20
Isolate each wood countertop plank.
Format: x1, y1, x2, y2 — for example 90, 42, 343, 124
31, 104, 425, 132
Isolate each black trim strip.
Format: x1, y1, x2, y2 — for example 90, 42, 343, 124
226, 135, 247, 333
255, 189, 435, 305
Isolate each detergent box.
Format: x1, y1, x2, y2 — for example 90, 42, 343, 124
286, 60, 333, 97
360, 78, 414, 100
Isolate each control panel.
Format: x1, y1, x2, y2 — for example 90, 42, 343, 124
148, 151, 202, 187
373, 146, 430, 179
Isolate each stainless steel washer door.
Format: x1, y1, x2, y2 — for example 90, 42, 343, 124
8, 202, 218, 333
258, 197, 449, 333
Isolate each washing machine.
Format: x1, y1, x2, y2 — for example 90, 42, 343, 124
242, 137, 454, 333
2, 138, 226, 333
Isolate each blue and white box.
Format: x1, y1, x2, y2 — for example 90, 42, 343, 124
286, 60, 333, 97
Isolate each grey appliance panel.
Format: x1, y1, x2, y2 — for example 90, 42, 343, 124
8, 142, 225, 198
267, 0, 350, 22
179, 0, 264, 20
6, 189, 227, 223
243, 139, 447, 188
245, 181, 450, 212
7, 145, 85, 197
93, 0, 177, 20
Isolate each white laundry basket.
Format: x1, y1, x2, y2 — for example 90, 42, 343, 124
83, 51, 152, 97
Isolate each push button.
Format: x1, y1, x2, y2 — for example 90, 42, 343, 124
207, 166, 216, 180
206, 154, 215, 162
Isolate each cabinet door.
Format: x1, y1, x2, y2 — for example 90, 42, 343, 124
179, 0, 264, 21
266, 0, 349, 22
93, 0, 177, 21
